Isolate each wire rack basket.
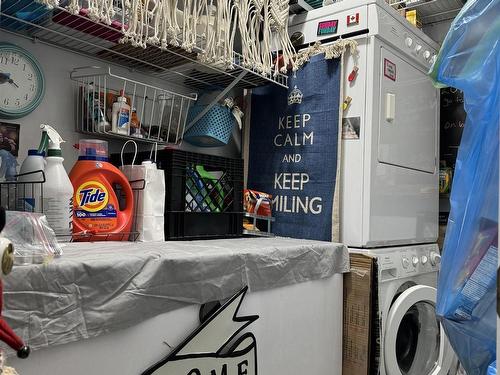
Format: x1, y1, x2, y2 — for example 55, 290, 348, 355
243, 212, 275, 237
71, 66, 198, 145
0, 170, 46, 213
0, 170, 146, 242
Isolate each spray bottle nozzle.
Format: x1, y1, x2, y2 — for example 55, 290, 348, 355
38, 124, 65, 157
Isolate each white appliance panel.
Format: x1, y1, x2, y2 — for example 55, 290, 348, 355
370, 3, 439, 69
378, 47, 437, 173
340, 37, 369, 247
368, 41, 439, 247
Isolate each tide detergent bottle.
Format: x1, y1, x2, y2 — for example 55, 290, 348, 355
69, 140, 134, 241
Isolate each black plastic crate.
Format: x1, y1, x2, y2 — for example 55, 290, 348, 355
114, 149, 243, 240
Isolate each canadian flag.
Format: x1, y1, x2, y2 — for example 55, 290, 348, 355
347, 13, 360, 26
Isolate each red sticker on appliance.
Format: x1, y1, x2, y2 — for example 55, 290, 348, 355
347, 13, 359, 26
384, 59, 396, 81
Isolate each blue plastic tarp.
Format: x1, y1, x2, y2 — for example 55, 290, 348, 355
488, 361, 497, 375
430, 0, 499, 374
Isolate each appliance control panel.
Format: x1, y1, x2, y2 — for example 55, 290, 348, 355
373, 5, 438, 69
375, 244, 440, 279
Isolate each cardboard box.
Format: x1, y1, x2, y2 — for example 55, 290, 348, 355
342, 254, 376, 375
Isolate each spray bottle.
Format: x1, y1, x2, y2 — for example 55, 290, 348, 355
37, 124, 73, 238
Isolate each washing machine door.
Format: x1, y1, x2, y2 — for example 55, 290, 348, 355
384, 285, 454, 375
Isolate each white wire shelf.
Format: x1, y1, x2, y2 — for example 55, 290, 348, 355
71, 66, 197, 145
0, 1, 289, 90
387, 0, 465, 25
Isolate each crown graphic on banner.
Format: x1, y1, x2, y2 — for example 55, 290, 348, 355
288, 86, 303, 105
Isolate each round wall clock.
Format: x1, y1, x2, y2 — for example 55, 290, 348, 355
0, 43, 45, 119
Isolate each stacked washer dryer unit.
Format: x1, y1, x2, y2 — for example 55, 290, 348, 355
289, 1, 456, 374
289, 0, 439, 248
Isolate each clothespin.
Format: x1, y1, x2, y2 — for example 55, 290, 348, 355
348, 66, 358, 82
343, 96, 352, 111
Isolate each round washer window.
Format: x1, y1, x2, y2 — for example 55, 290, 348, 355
395, 301, 440, 374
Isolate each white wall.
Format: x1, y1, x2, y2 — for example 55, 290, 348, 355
0, 31, 240, 172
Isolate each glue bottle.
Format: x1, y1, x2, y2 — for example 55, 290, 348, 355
111, 90, 130, 135
37, 124, 73, 238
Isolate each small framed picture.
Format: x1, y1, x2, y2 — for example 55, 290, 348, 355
0, 122, 20, 156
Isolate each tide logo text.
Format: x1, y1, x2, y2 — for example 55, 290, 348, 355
79, 189, 106, 206
76, 181, 109, 212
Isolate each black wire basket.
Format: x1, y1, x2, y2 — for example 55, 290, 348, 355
0, 171, 146, 242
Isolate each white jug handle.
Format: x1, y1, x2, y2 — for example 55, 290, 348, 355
120, 140, 138, 167
149, 143, 158, 163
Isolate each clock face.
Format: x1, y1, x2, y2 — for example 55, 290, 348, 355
0, 43, 45, 119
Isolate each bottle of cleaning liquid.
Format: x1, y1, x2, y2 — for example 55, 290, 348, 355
86, 83, 110, 132
38, 124, 74, 238
129, 108, 143, 138
17, 149, 46, 212
69, 139, 134, 241
111, 90, 130, 135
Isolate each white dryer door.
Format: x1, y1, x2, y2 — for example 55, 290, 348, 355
378, 48, 438, 174
384, 285, 454, 375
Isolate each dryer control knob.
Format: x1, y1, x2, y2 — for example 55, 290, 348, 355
421, 255, 428, 265
405, 37, 413, 48
402, 257, 410, 269
412, 256, 419, 266
430, 55, 437, 65
430, 252, 441, 266
415, 44, 422, 54
423, 50, 431, 60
